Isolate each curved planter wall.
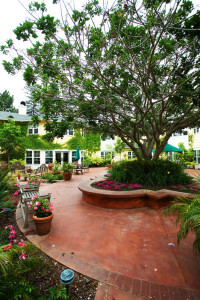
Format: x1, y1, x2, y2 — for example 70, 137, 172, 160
78, 179, 193, 210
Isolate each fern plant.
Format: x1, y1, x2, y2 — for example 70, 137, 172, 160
164, 197, 200, 254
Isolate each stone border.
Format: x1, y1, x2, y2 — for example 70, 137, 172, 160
78, 178, 194, 210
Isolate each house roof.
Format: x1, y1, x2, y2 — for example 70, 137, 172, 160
0, 111, 32, 122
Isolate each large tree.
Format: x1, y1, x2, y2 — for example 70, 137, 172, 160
0, 119, 24, 165
1, 0, 200, 160
0, 90, 18, 112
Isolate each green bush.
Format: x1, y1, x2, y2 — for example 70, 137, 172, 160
98, 158, 112, 167
0, 168, 9, 207
110, 159, 192, 189
82, 156, 103, 167
41, 173, 63, 182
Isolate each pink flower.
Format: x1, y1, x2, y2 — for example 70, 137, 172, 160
19, 251, 26, 260
27, 178, 29, 181
41, 207, 45, 210
6, 225, 13, 229
34, 207, 37, 210
14, 191, 18, 196
46, 209, 49, 212
15, 184, 18, 187
4, 243, 12, 252
35, 195, 39, 199
9, 234, 15, 239
18, 241, 27, 248
36, 201, 41, 206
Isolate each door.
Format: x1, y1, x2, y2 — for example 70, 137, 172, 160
63, 152, 69, 163
55, 152, 61, 163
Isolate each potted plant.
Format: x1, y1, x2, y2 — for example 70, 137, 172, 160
30, 195, 53, 235
62, 162, 74, 181
52, 161, 61, 175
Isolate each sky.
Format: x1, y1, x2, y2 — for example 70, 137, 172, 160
0, 0, 64, 108
0, 0, 28, 108
0, 0, 199, 109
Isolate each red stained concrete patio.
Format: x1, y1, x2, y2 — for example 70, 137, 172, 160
16, 168, 200, 300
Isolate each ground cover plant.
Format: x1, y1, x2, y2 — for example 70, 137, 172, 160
169, 183, 200, 194
92, 180, 143, 191
109, 159, 192, 189
42, 172, 63, 182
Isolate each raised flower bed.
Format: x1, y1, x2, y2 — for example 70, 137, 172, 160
78, 177, 195, 210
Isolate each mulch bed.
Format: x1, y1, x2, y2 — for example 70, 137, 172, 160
0, 194, 98, 300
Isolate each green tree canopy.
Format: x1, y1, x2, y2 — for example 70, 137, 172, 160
66, 130, 101, 155
1, 0, 200, 160
26, 87, 41, 116
114, 138, 126, 160
0, 119, 24, 164
0, 90, 17, 112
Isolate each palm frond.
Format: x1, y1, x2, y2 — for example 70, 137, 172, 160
164, 196, 200, 254
0, 245, 13, 275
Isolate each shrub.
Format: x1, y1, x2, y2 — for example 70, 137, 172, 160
82, 156, 103, 167
98, 158, 112, 167
0, 168, 9, 208
42, 173, 63, 182
110, 159, 192, 189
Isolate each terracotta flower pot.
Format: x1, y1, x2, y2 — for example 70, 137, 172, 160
33, 213, 54, 235
63, 172, 72, 181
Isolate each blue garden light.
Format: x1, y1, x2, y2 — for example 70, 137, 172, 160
4, 208, 11, 216
60, 269, 74, 297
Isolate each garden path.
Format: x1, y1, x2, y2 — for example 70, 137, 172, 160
16, 168, 200, 300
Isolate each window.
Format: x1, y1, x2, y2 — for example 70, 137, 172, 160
66, 128, 74, 136
28, 125, 38, 135
45, 151, 53, 164
172, 131, 182, 136
34, 151, 40, 164
102, 135, 115, 141
194, 150, 200, 163
72, 151, 76, 162
101, 151, 115, 159
128, 151, 136, 160
183, 130, 188, 135
26, 151, 40, 164
26, 151, 32, 164
194, 127, 199, 134
81, 150, 86, 162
